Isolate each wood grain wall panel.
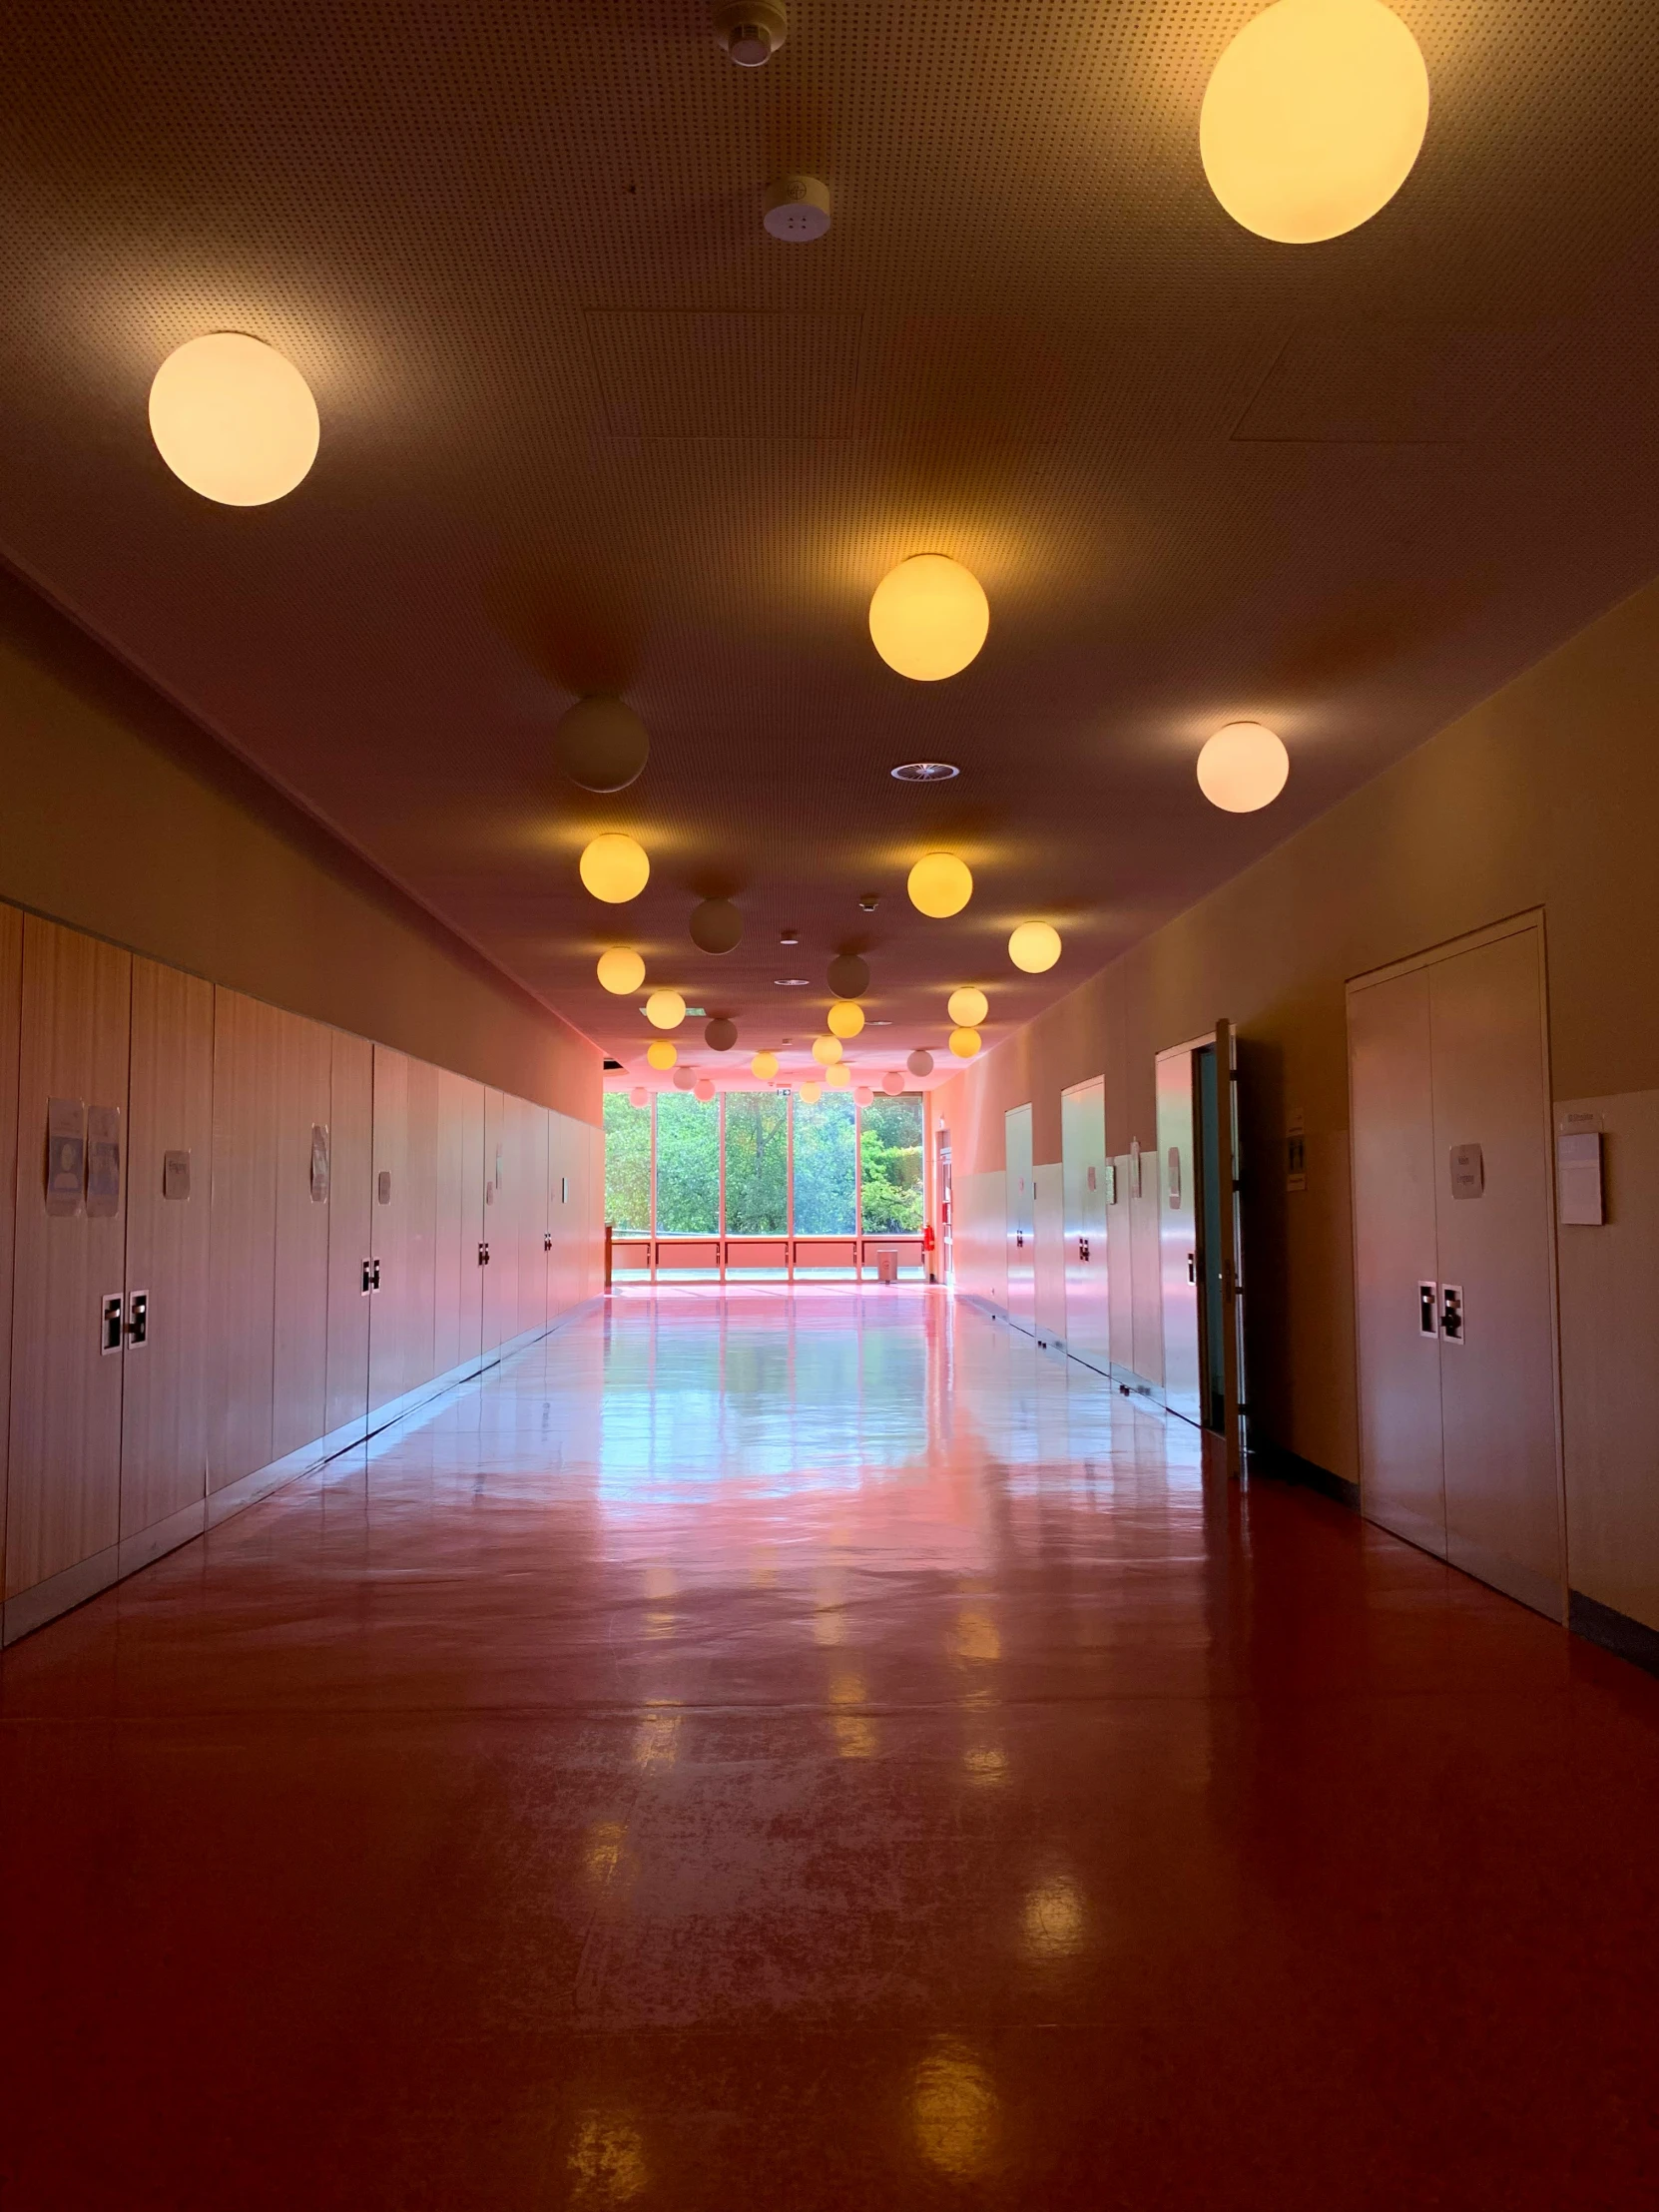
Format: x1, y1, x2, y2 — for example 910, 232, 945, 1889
272, 1009, 332, 1460
518, 1099, 549, 1338
120, 956, 213, 1538
402, 1055, 440, 1396
6, 916, 131, 1595
209, 988, 280, 1492
546, 1110, 570, 1317
435, 1067, 484, 1377
482, 1087, 515, 1352
324, 1029, 372, 1436
0, 906, 23, 1590
368, 1045, 409, 1414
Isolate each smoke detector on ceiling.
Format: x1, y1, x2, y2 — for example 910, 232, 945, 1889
763, 174, 830, 241
713, 0, 787, 66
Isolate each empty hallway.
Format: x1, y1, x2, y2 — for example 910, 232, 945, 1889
5, 1286, 1659, 2207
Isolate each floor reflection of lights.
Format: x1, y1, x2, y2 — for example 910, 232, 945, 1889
568, 2111, 648, 2203
911, 2038, 1000, 2179
1021, 1872, 1086, 1961
829, 1669, 877, 1759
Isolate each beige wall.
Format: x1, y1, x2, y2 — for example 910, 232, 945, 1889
933, 569, 1659, 1625
0, 566, 600, 1122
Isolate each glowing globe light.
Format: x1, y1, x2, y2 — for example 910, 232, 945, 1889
947, 986, 987, 1027
751, 1050, 780, 1081
579, 832, 650, 903
826, 1063, 851, 1089
647, 1039, 677, 1071
1197, 720, 1291, 812
1008, 922, 1061, 973
629, 1085, 648, 1108
907, 852, 973, 918
597, 948, 646, 996
828, 1000, 865, 1039
949, 1027, 981, 1059
1200, 0, 1429, 244
645, 988, 686, 1030
881, 1071, 904, 1096
906, 1049, 934, 1078
813, 1035, 843, 1066
800, 1080, 823, 1105
869, 555, 989, 681
148, 332, 319, 505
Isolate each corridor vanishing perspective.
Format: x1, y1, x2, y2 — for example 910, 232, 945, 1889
4, 1288, 1659, 2208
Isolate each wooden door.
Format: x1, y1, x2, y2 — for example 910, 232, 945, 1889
7, 916, 131, 1599
1155, 1044, 1201, 1423
517, 1099, 550, 1339
324, 1031, 372, 1438
272, 1009, 332, 1460
1003, 1104, 1034, 1333
208, 989, 281, 1493
0, 908, 22, 1594
482, 1088, 515, 1352
121, 957, 213, 1541
1107, 1153, 1134, 1378
369, 1046, 410, 1413
435, 1067, 485, 1379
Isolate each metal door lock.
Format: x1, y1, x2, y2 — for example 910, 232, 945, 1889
1015, 1229, 1024, 1249
371, 1258, 382, 1291
126, 1291, 148, 1347
1078, 1236, 1090, 1262
101, 1293, 123, 1354
1418, 1282, 1437, 1338
543, 1232, 553, 1252
361, 1258, 373, 1296
1440, 1285, 1464, 1342
1187, 1250, 1196, 1284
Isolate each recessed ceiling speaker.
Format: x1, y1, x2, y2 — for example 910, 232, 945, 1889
713, 0, 787, 66
705, 1016, 739, 1051
827, 952, 870, 1000
689, 898, 744, 953
763, 175, 830, 241
555, 697, 650, 794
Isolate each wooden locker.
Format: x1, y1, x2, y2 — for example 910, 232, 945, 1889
547, 1110, 572, 1319
272, 1009, 332, 1460
435, 1067, 484, 1378
209, 988, 281, 1493
324, 1030, 372, 1437
518, 1099, 550, 1339
403, 1055, 440, 1395
7, 915, 131, 1600
482, 1088, 515, 1352
121, 957, 214, 1542
0, 908, 26, 1593
368, 1046, 409, 1413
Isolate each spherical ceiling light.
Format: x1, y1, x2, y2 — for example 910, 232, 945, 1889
694, 1076, 716, 1102
855, 1085, 874, 1106
906, 1048, 934, 1079
645, 988, 687, 1031
828, 999, 864, 1039
868, 554, 989, 681
813, 1035, 843, 1066
827, 952, 870, 1000
881, 1070, 904, 1096
629, 1084, 648, 1109
946, 985, 988, 1027
597, 947, 647, 996
689, 897, 744, 954
1196, 720, 1291, 812
949, 1027, 981, 1059
1008, 921, 1062, 973
826, 1062, 851, 1089
148, 332, 319, 506
672, 1064, 696, 1091
705, 1016, 739, 1052
647, 1039, 677, 1071
555, 697, 650, 794
907, 852, 973, 919
800, 1080, 823, 1105
751, 1049, 780, 1082
579, 831, 650, 903
1200, 0, 1429, 245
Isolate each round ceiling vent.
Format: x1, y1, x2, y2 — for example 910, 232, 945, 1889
713, 0, 787, 66
890, 761, 960, 782
763, 175, 830, 241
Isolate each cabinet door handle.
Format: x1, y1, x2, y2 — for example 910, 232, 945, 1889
126, 1291, 149, 1347
361, 1258, 373, 1296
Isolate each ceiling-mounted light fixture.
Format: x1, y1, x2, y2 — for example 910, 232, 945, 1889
597, 948, 647, 996
579, 832, 650, 903
800, 1080, 823, 1105
881, 1071, 904, 1096
826, 1063, 851, 1089
1197, 721, 1291, 811
828, 953, 871, 999
813, 1036, 843, 1066
906, 1049, 934, 1078
694, 1077, 716, 1102
907, 852, 974, 918
689, 898, 744, 953
647, 1039, 677, 1071
946, 986, 988, 1027
828, 1000, 864, 1039
673, 1065, 697, 1091
705, 1016, 739, 1052
645, 989, 687, 1030
855, 1085, 874, 1107
890, 761, 959, 783
713, 0, 787, 65
751, 1050, 781, 1082
556, 698, 650, 794
869, 556, 989, 681
1200, 0, 1429, 244
629, 1085, 648, 1108
1008, 922, 1062, 974
948, 1027, 981, 1059
148, 332, 318, 505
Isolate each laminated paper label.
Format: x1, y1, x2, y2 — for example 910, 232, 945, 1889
45, 1097, 86, 1217
86, 1105, 122, 1218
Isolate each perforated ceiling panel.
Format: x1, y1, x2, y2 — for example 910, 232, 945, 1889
2, 0, 1658, 1077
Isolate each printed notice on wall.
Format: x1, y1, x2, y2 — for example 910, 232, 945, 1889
45, 1097, 86, 1217
86, 1105, 122, 1218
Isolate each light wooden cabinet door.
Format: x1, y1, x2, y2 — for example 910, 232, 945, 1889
272, 1009, 332, 1460
7, 915, 131, 1599
0, 911, 26, 1591
324, 1030, 372, 1438
402, 1055, 440, 1395
368, 1046, 410, 1413
209, 988, 281, 1493
482, 1087, 516, 1353
121, 957, 213, 1541
434, 1068, 484, 1378
517, 1099, 550, 1339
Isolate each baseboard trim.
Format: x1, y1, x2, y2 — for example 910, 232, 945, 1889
1248, 1439, 1361, 1512
1569, 1589, 1659, 1677
118, 1498, 206, 1578
2, 1544, 121, 1646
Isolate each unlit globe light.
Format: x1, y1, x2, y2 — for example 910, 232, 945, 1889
907, 852, 974, 919
645, 988, 686, 1030
881, 1071, 904, 1096
828, 999, 864, 1039
647, 1039, 677, 1071
556, 697, 650, 794
1197, 721, 1291, 812
868, 555, 989, 681
1200, 0, 1429, 244
828, 952, 870, 999
629, 1085, 648, 1108
705, 1016, 739, 1052
597, 947, 646, 995
148, 332, 319, 505
813, 1035, 843, 1066
752, 1050, 780, 1081
855, 1085, 874, 1106
1008, 921, 1062, 973
826, 1063, 851, 1089
689, 897, 744, 954
579, 831, 650, 903
673, 1065, 696, 1090
800, 1080, 823, 1105
694, 1077, 716, 1102
948, 1028, 980, 1059
906, 1049, 934, 1078
947, 985, 987, 1027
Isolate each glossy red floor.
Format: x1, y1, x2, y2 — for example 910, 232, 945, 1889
4, 1285, 1659, 2208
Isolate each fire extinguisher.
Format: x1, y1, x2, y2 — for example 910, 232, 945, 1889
922, 1221, 937, 1281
